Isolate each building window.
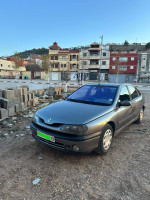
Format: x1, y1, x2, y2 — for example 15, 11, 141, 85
130, 66, 134, 69
83, 61, 87, 65
61, 64, 63, 68
51, 56, 54, 60
102, 61, 106, 65
55, 56, 58, 60
62, 56, 66, 59
119, 57, 128, 62
8, 65, 10, 67
0, 64, 2, 67
90, 60, 99, 65
64, 64, 66, 68
72, 55, 76, 59
112, 66, 116, 69
83, 53, 87, 57
73, 64, 77, 69
131, 57, 134, 61
112, 57, 116, 61
119, 66, 127, 71
103, 52, 106, 56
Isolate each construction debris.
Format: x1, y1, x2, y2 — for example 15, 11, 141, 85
0, 86, 39, 121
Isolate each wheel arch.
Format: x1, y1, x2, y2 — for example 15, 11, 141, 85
107, 121, 115, 136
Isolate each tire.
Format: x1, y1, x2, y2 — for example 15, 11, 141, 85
135, 108, 144, 124
95, 124, 113, 155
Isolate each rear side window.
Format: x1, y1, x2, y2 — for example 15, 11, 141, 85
119, 86, 130, 102
128, 85, 139, 100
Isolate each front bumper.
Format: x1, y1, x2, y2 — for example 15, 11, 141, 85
30, 122, 100, 153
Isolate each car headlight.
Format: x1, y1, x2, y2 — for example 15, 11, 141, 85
32, 114, 39, 124
60, 124, 87, 135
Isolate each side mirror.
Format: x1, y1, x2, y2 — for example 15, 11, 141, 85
119, 100, 131, 106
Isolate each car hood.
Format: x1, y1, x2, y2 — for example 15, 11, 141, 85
36, 100, 113, 125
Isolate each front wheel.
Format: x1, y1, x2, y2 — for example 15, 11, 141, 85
95, 124, 113, 155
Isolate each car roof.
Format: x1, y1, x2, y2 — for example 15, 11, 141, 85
86, 83, 131, 87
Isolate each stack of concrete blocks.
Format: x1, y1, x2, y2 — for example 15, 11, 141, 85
0, 86, 39, 120
48, 86, 62, 96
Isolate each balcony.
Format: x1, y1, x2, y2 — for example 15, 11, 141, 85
89, 54, 100, 60
58, 58, 69, 61
79, 64, 100, 70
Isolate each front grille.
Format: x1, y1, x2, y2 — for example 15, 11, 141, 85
33, 130, 65, 150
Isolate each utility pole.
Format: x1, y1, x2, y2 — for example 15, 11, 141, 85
99, 35, 103, 82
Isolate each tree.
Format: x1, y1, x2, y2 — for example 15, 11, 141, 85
124, 40, 129, 46
42, 54, 52, 82
13, 52, 23, 78
145, 42, 150, 49
13, 52, 22, 69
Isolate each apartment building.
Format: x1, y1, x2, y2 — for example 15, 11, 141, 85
79, 42, 109, 81
48, 42, 79, 81
109, 51, 138, 82
137, 50, 150, 82
0, 58, 26, 78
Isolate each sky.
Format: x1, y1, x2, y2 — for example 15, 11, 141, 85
0, 0, 150, 56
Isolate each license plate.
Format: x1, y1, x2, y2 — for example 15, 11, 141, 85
37, 131, 55, 142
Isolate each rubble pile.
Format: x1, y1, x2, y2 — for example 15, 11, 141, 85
0, 86, 39, 120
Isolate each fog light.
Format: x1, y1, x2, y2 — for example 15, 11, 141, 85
72, 145, 79, 152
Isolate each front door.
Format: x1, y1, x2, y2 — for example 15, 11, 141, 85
117, 86, 133, 129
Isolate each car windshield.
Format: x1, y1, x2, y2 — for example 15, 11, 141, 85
67, 85, 117, 105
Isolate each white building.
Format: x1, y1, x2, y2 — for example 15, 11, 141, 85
79, 42, 110, 81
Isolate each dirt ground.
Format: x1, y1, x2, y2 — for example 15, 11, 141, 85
0, 91, 150, 200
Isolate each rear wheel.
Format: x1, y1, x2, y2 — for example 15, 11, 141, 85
95, 124, 113, 155
135, 109, 144, 124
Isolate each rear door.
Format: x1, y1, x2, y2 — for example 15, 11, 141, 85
127, 85, 142, 119
117, 86, 133, 129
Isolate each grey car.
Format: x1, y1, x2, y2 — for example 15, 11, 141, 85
31, 83, 145, 154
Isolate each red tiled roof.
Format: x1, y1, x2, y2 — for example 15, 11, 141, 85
49, 42, 61, 50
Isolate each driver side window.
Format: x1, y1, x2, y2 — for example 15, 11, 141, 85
119, 86, 130, 102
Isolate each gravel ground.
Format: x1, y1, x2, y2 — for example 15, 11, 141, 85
0, 91, 150, 200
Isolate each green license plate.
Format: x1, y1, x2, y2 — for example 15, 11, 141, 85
37, 131, 55, 142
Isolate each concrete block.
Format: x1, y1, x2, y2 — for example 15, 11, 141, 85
8, 107, 15, 117
30, 92, 35, 99
21, 102, 27, 111
34, 97, 39, 105
3, 89, 15, 99
48, 87, 55, 96
0, 108, 8, 119
20, 96, 23, 103
30, 100, 35, 107
21, 85, 29, 92
15, 104, 22, 113
0, 98, 9, 109
0, 89, 4, 97
28, 93, 32, 101
27, 101, 31, 107
49, 96, 53, 101
22, 88, 28, 96
15, 97, 21, 104
14, 88, 22, 97
23, 95, 28, 103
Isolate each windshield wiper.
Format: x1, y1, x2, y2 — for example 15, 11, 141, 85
67, 98, 109, 106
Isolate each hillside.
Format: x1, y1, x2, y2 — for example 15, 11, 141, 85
12, 47, 49, 59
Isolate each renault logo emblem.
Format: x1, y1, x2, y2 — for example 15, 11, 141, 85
47, 118, 52, 123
